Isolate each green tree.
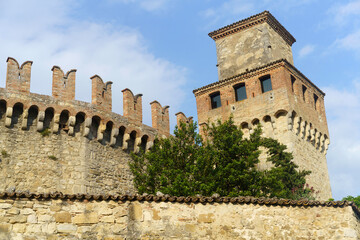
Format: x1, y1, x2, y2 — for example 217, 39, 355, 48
130, 117, 311, 199
342, 195, 360, 207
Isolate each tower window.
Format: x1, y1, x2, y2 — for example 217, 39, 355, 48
302, 85, 307, 102
210, 92, 221, 109
260, 75, 272, 93
291, 75, 296, 92
314, 94, 319, 110
234, 83, 247, 101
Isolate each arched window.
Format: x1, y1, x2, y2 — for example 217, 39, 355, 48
127, 131, 137, 153
103, 121, 113, 144
27, 105, 39, 129
115, 126, 126, 148
59, 110, 70, 132
140, 135, 149, 152
12, 103, 24, 127
74, 112, 85, 134
89, 116, 101, 140
43, 108, 54, 130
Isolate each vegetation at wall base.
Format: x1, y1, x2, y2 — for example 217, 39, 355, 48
130, 118, 312, 200
342, 196, 360, 207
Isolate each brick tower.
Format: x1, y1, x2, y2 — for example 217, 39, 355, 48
193, 11, 331, 200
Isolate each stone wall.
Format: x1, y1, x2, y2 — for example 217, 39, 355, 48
215, 23, 293, 80
0, 194, 359, 239
209, 11, 295, 80
0, 120, 136, 195
0, 86, 163, 195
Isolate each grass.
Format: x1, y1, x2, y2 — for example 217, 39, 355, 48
1, 150, 9, 158
40, 128, 51, 137
48, 155, 58, 160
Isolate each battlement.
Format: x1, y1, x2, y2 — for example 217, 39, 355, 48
0, 56, 193, 195
1, 57, 175, 144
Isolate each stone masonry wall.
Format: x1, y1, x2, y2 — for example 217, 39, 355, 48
215, 22, 293, 80
0, 86, 162, 195
0, 123, 136, 195
0, 195, 359, 239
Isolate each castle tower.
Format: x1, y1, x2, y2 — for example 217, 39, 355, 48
193, 11, 331, 200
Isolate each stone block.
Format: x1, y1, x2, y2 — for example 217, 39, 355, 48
7, 208, 20, 215
27, 214, 37, 224
57, 224, 77, 233
0, 203, 12, 209
197, 213, 215, 223
10, 215, 27, 224
72, 212, 98, 224
12, 224, 26, 233
54, 212, 72, 223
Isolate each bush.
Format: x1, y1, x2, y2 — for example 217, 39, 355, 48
130, 118, 311, 199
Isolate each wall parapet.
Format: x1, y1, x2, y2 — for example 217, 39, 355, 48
0, 191, 359, 239
0, 191, 358, 214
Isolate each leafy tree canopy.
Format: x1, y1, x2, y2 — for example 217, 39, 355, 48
130, 118, 311, 199
342, 195, 360, 207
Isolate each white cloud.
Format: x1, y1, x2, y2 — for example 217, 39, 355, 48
334, 30, 360, 52
108, 0, 170, 12
323, 81, 360, 199
298, 44, 315, 58
200, 0, 254, 26
200, 0, 315, 28
329, 0, 360, 26
0, 0, 187, 126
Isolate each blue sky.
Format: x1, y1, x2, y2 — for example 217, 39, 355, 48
0, 0, 358, 200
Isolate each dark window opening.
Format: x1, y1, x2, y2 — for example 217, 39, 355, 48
89, 116, 100, 140
0, 100, 7, 121
234, 83, 247, 101
127, 131, 137, 153
103, 121, 113, 144
74, 112, 85, 134
210, 92, 221, 109
314, 94, 319, 110
302, 85, 307, 102
140, 135, 149, 153
27, 105, 39, 129
59, 110, 69, 132
291, 75, 296, 92
43, 108, 54, 130
12, 103, 24, 127
260, 75, 272, 93
252, 119, 260, 125
115, 126, 126, 148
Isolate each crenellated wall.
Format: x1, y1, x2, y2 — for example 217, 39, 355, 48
0, 57, 177, 195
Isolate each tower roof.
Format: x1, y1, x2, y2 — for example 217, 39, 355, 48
208, 11, 296, 46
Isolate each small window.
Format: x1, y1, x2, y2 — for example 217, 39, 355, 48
313, 94, 319, 110
291, 75, 296, 92
302, 85, 307, 102
260, 75, 272, 93
210, 92, 221, 109
234, 83, 247, 101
